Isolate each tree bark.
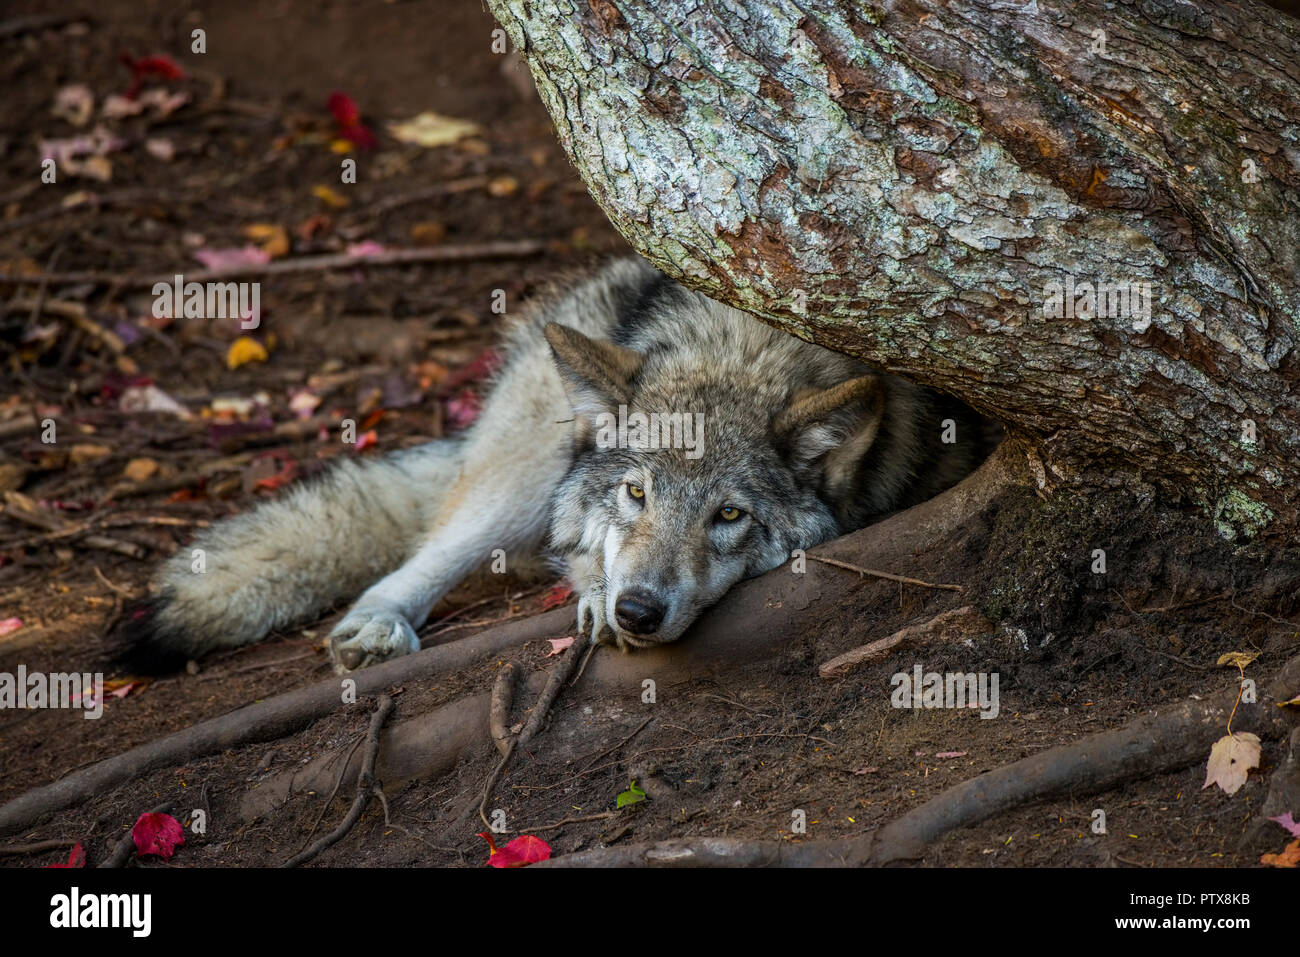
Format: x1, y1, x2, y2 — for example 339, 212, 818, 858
486, 0, 1300, 538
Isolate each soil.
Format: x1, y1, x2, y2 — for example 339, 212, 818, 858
1, 1, 1298, 869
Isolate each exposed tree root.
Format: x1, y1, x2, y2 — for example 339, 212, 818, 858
480, 633, 593, 828
0, 610, 570, 836
540, 653, 1300, 867
489, 661, 520, 757
1, 443, 1022, 838
283, 694, 394, 867
0, 838, 79, 857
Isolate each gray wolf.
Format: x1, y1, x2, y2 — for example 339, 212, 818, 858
112, 257, 986, 673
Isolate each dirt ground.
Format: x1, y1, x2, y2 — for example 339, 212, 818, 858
1, 2, 1298, 869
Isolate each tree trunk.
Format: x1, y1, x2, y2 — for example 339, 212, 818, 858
486, 0, 1300, 538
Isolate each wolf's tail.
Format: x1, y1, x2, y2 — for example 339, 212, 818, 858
108, 441, 461, 672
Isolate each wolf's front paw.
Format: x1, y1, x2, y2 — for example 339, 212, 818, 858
328, 608, 420, 673
576, 592, 612, 646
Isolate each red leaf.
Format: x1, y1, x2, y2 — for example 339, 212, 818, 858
478, 832, 550, 868
132, 812, 185, 861
445, 389, 482, 431
443, 349, 502, 390
120, 53, 186, 99
44, 843, 86, 868
540, 583, 574, 611
327, 92, 378, 149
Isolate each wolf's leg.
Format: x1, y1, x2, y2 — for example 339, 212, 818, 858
568, 550, 612, 647
327, 339, 573, 672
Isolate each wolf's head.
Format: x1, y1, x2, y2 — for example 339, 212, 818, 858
543, 315, 888, 649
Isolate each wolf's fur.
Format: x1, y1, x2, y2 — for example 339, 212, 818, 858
112, 257, 986, 672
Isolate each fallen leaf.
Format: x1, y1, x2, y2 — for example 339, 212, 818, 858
345, 241, 386, 258
144, 137, 175, 162
70, 443, 112, 465
136, 88, 191, 118
120, 52, 186, 99
445, 389, 481, 430
44, 843, 86, 869
295, 214, 332, 240
101, 94, 145, 119
193, 245, 270, 271
387, 111, 481, 147
52, 84, 94, 126
616, 781, 647, 809
1261, 838, 1300, 868
327, 92, 378, 149
487, 175, 519, 197
120, 383, 193, 419
1203, 732, 1261, 795
288, 389, 321, 419
0, 617, 23, 639
312, 184, 350, 208
122, 458, 158, 481
1269, 812, 1300, 838
226, 336, 269, 370
246, 453, 297, 492
546, 637, 575, 657
934, 751, 968, 759
540, 583, 574, 611
242, 223, 290, 259
1216, 651, 1260, 669
478, 832, 550, 868
132, 812, 185, 861
410, 221, 447, 246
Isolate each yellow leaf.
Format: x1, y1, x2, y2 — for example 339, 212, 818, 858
311, 185, 350, 208
487, 175, 519, 197
386, 111, 481, 148
226, 337, 269, 370
1216, 651, 1259, 669
1203, 732, 1260, 796
242, 223, 290, 259
329, 139, 354, 154
122, 458, 159, 481
1261, 838, 1300, 868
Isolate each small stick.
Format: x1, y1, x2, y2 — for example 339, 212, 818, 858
1, 500, 146, 559
0, 240, 549, 288
284, 694, 395, 867
517, 812, 618, 833
805, 554, 962, 592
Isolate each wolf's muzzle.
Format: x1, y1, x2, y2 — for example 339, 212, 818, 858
613, 590, 666, 635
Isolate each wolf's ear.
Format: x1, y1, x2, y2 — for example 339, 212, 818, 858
774, 376, 885, 489
544, 323, 643, 421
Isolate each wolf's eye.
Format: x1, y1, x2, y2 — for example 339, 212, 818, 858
627, 483, 645, 501
717, 505, 744, 522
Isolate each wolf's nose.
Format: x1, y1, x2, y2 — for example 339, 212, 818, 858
614, 591, 666, 635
